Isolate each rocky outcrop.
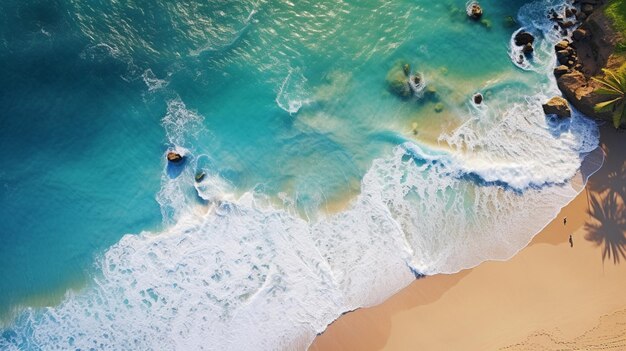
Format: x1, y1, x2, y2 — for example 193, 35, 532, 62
542, 96, 572, 118
386, 62, 426, 98
514, 31, 535, 56
557, 70, 611, 118
467, 2, 483, 20
386, 62, 412, 98
167, 151, 184, 163
473, 93, 483, 105
514, 31, 535, 46
552, 0, 624, 120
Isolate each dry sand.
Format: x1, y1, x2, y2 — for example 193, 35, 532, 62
310, 125, 626, 351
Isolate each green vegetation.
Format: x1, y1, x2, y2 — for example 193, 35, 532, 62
605, 0, 626, 53
592, 68, 626, 128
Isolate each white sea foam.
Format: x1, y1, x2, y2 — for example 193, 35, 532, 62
142, 69, 169, 92
276, 69, 312, 115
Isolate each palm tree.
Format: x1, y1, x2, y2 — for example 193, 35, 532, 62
592, 68, 626, 129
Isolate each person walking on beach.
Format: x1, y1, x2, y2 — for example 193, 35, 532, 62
564, 217, 567, 225
569, 234, 573, 248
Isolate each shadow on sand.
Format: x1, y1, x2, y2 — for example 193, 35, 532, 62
585, 191, 626, 264
584, 129, 626, 265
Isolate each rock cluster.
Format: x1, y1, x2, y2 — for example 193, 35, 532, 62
552, 0, 622, 119
386, 62, 425, 98
546, 0, 600, 37
552, 39, 579, 77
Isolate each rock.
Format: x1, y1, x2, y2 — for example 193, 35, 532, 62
386, 63, 412, 98
503, 16, 517, 28
473, 93, 483, 104
582, 4, 594, 15
554, 65, 570, 77
409, 74, 424, 94
195, 171, 206, 182
555, 40, 570, 51
576, 12, 587, 21
557, 71, 598, 117
565, 8, 573, 17
573, 28, 588, 41
424, 85, 438, 100
167, 152, 184, 163
542, 96, 572, 118
549, 9, 559, 20
411, 74, 421, 86
403, 64, 410, 76
559, 20, 575, 28
468, 2, 483, 20
556, 49, 571, 60
434, 103, 444, 113
514, 31, 535, 46
522, 43, 534, 55
558, 54, 571, 65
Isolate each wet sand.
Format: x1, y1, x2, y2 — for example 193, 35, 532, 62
310, 124, 626, 351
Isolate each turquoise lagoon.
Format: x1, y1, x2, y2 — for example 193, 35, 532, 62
0, 0, 601, 349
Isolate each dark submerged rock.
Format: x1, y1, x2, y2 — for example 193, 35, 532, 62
473, 93, 483, 105
386, 63, 412, 98
514, 31, 535, 46
522, 43, 534, 55
195, 171, 206, 182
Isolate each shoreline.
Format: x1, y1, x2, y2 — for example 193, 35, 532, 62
310, 123, 626, 350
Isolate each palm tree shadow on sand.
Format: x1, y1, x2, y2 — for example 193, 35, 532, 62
585, 191, 626, 265
583, 131, 626, 265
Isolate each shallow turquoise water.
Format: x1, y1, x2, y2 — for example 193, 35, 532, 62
0, 0, 600, 349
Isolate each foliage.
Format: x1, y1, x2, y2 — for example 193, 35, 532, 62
592, 67, 626, 128
606, 0, 626, 53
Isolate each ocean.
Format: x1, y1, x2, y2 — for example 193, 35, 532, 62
0, 0, 601, 349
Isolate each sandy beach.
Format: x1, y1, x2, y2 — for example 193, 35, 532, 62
311, 124, 626, 351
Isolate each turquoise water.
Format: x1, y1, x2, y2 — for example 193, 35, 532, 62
0, 0, 600, 349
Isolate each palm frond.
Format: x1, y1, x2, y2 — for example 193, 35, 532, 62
594, 97, 622, 112
617, 105, 626, 129
594, 87, 623, 97
592, 76, 622, 93
594, 69, 626, 128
